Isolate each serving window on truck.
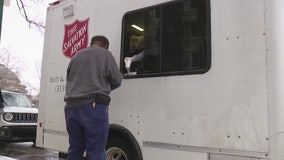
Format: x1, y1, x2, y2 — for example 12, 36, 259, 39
121, 0, 211, 78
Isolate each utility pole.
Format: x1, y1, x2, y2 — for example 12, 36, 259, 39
0, 0, 10, 43
0, 0, 3, 43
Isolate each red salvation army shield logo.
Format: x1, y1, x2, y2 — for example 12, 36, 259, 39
62, 18, 89, 58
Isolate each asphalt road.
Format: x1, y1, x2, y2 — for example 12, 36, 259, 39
0, 142, 66, 160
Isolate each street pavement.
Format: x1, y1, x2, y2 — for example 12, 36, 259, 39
0, 142, 66, 160
0, 156, 16, 160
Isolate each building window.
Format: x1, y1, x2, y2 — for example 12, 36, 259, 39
121, 0, 211, 78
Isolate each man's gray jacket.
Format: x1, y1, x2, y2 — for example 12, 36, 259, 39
64, 46, 122, 108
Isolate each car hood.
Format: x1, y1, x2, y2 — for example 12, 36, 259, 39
2, 106, 38, 113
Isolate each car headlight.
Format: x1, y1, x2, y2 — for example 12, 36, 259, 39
3, 113, 13, 122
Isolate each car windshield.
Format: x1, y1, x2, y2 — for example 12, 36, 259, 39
2, 92, 32, 107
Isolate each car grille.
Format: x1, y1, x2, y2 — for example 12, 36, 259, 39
11, 113, 38, 123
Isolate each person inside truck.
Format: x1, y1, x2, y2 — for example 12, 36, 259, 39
124, 9, 160, 75
124, 41, 160, 73
64, 35, 122, 160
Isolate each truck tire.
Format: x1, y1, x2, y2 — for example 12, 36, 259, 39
106, 137, 138, 160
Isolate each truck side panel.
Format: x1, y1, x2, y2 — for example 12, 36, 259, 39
110, 0, 269, 158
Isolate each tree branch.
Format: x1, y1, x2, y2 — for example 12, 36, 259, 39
15, 0, 45, 30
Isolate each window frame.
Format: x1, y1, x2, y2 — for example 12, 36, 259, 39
120, 0, 211, 79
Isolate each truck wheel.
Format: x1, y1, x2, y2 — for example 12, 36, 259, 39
106, 137, 136, 160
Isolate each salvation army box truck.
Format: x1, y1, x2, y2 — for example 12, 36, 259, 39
36, 0, 284, 159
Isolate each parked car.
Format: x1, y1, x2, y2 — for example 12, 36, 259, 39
0, 90, 38, 143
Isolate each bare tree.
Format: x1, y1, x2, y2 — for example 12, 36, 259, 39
2, 0, 47, 94
15, 0, 46, 33
0, 47, 24, 73
0, 47, 27, 93
21, 61, 41, 95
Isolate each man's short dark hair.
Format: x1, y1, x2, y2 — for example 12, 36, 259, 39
90, 35, 109, 49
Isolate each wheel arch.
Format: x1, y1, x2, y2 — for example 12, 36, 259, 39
108, 124, 143, 160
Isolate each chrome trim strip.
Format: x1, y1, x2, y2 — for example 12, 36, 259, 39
44, 129, 68, 136
143, 141, 269, 159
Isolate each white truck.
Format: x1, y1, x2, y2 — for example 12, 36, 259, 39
36, 0, 284, 160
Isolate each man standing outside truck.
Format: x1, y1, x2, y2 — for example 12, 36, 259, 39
64, 35, 122, 160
